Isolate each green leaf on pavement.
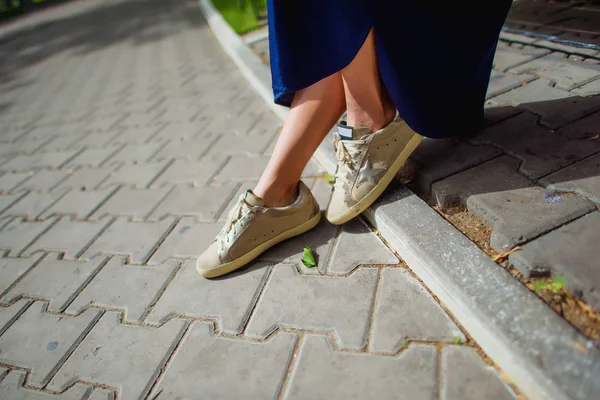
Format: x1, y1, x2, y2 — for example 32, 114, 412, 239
301, 246, 317, 268
533, 280, 546, 292
453, 336, 461, 344
550, 276, 565, 293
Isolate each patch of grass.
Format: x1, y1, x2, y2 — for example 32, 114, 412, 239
212, 0, 267, 35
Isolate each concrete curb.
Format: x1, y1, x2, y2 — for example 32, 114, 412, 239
198, 2, 600, 399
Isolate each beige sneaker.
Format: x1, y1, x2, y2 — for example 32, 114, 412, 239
196, 181, 321, 278
325, 116, 423, 225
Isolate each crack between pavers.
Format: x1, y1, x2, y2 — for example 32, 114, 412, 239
0, 299, 33, 337
275, 334, 303, 400
138, 260, 185, 323
16, 216, 62, 257
142, 217, 180, 265
74, 216, 117, 261
240, 265, 275, 335
142, 185, 178, 222
80, 186, 121, 221
145, 158, 176, 189
365, 268, 382, 352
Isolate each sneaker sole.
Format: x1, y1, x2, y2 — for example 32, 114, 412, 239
326, 133, 423, 225
196, 211, 322, 278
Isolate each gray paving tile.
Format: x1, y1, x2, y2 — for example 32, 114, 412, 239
0, 172, 31, 194
3, 190, 68, 220
12, 170, 70, 192
0, 302, 100, 388
441, 346, 516, 400
540, 153, 600, 204
487, 72, 536, 98
287, 336, 437, 400
0, 299, 31, 333
492, 42, 550, 72
24, 219, 109, 260
148, 184, 236, 221
487, 79, 575, 107
0, 255, 45, 297
2, 254, 107, 313
510, 212, 600, 309
82, 217, 175, 264
0, 370, 92, 399
371, 268, 464, 353
246, 265, 377, 349
150, 157, 225, 187
99, 162, 170, 189
558, 110, 600, 139
67, 257, 177, 321
103, 142, 163, 166
572, 79, 600, 96
0, 151, 81, 172
151, 135, 219, 162
146, 260, 270, 333
328, 218, 397, 274
150, 323, 295, 399
39, 187, 118, 220
213, 155, 270, 182
53, 167, 114, 192
0, 193, 26, 216
91, 186, 171, 221
207, 133, 275, 157
66, 147, 121, 168
0, 218, 57, 257
47, 312, 187, 400
148, 218, 221, 264
470, 112, 600, 179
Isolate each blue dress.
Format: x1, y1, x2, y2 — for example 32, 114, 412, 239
267, 1, 513, 139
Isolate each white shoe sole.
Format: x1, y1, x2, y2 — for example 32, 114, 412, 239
326, 133, 423, 225
197, 211, 322, 278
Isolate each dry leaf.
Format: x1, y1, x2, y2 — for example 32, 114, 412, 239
588, 134, 600, 140
492, 246, 521, 262
567, 342, 588, 353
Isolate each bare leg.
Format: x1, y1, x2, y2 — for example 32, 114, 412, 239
342, 28, 396, 132
253, 72, 346, 207
254, 28, 393, 207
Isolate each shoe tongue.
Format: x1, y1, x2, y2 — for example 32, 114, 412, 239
337, 122, 371, 140
243, 190, 265, 207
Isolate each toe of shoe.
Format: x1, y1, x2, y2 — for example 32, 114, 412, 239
196, 242, 224, 277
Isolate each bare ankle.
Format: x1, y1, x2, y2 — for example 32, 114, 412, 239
253, 182, 299, 207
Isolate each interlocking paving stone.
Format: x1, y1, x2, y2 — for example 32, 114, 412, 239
39, 187, 118, 220
522, 94, 600, 130
411, 138, 502, 194
470, 112, 600, 179
0, 218, 57, 257
487, 72, 536, 98
207, 133, 275, 157
12, 170, 70, 192
146, 260, 270, 333
492, 42, 550, 72
66, 257, 177, 321
66, 147, 121, 168
103, 142, 163, 165
2, 255, 107, 313
91, 186, 171, 221
213, 155, 270, 182
310, 178, 333, 211
108, 125, 166, 146
53, 167, 114, 191
246, 265, 377, 349
0, 300, 31, 334
487, 79, 575, 107
148, 184, 236, 221
558, 110, 600, 139
287, 336, 437, 400
0, 302, 101, 388
370, 268, 464, 353
47, 312, 187, 400
151, 135, 219, 162
3, 191, 68, 220
539, 153, 600, 204
151, 323, 296, 399
260, 219, 338, 273
148, 218, 221, 264
150, 157, 224, 187
441, 346, 515, 400
0, 255, 45, 297
99, 162, 170, 189
0, 151, 81, 172
0, 193, 26, 215
327, 218, 397, 274
432, 156, 595, 250
510, 212, 600, 308
0, 370, 93, 400
82, 217, 174, 264
509, 53, 600, 90
24, 219, 109, 259
0, 172, 30, 194
573, 79, 600, 96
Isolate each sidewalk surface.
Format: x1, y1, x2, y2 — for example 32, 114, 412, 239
0, 0, 518, 399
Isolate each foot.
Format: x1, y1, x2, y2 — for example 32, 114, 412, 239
197, 181, 321, 278
325, 115, 423, 225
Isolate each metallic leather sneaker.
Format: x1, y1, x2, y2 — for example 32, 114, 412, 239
326, 116, 423, 225
197, 181, 321, 278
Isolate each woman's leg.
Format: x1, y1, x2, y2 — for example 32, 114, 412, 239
341, 28, 396, 132
253, 28, 393, 207
253, 72, 346, 207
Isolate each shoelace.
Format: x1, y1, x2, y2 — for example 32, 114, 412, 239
333, 133, 367, 188
217, 194, 255, 245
